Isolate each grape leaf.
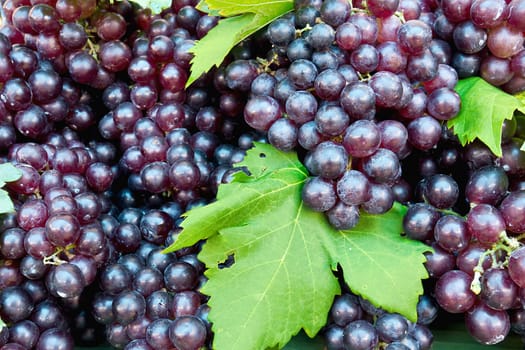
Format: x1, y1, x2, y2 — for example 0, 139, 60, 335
165, 143, 431, 350
0, 189, 15, 214
0, 163, 21, 214
0, 163, 22, 187
448, 77, 525, 157
204, 0, 293, 16
128, 0, 171, 14
186, 0, 293, 87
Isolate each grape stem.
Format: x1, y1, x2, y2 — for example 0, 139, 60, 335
43, 244, 76, 265
470, 231, 522, 294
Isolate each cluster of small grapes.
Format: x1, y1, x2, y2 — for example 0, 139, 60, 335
225, 0, 463, 230
323, 292, 437, 350
0, 0, 132, 90
91, 206, 210, 350
393, 109, 525, 345
0, 126, 119, 349
0, 0, 253, 349
433, 0, 525, 93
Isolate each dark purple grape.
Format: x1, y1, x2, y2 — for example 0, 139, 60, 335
500, 191, 525, 234
435, 270, 476, 313
343, 320, 378, 350
466, 204, 506, 245
465, 166, 508, 206
465, 302, 510, 345
0, 287, 33, 323
302, 176, 336, 212
376, 313, 409, 342
403, 203, 440, 241
434, 215, 469, 253
480, 268, 518, 310
35, 328, 73, 350
168, 316, 207, 350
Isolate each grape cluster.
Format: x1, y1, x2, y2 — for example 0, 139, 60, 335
92, 209, 210, 350
225, 0, 463, 230
434, 0, 525, 93
0, 0, 249, 348
323, 292, 437, 350
391, 108, 525, 345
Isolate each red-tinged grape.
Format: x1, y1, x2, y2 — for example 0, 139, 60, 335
480, 268, 518, 310
507, 0, 525, 32
465, 302, 510, 345
470, 0, 508, 28
435, 270, 476, 313
487, 24, 524, 59
508, 247, 525, 288
499, 191, 525, 233
467, 204, 506, 245
434, 215, 469, 253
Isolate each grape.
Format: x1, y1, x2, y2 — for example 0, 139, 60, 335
487, 24, 524, 59
315, 104, 349, 137
465, 302, 510, 345
397, 20, 433, 55
36, 328, 74, 350
480, 55, 514, 86
441, 0, 472, 22
361, 183, 394, 214
465, 166, 508, 205
424, 174, 459, 209
351, 44, 379, 73
480, 268, 518, 310
452, 21, 487, 54
343, 120, 381, 158
376, 42, 407, 73
361, 148, 401, 185
336, 22, 362, 51
320, 0, 350, 27
434, 215, 469, 253
169, 316, 207, 350
308, 141, 348, 179
377, 313, 409, 342
0, 287, 34, 323
343, 320, 378, 350
407, 116, 441, 151
499, 190, 525, 233
302, 177, 337, 212
435, 270, 476, 313
340, 82, 376, 120
467, 204, 506, 245
403, 203, 440, 241
470, 0, 507, 28
369, 71, 403, 108
306, 23, 335, 51
330, 294, 362, 327
349, 13, 378, 44
406, 49, 438, 82
326, 201, 360, 230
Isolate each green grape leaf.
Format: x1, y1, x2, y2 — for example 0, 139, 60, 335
186, 0, 293, 87
0, 163, 22, 187
204, 0, 293, 16
165, 143, 431, 350
448, 77, 525, 157
128, 0, 171, 14
0, 189, 15, 214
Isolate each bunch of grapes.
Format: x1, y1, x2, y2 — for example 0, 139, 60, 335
0, 0, 248, 348
434, 0, 525, 93
222, 0, 461, 231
